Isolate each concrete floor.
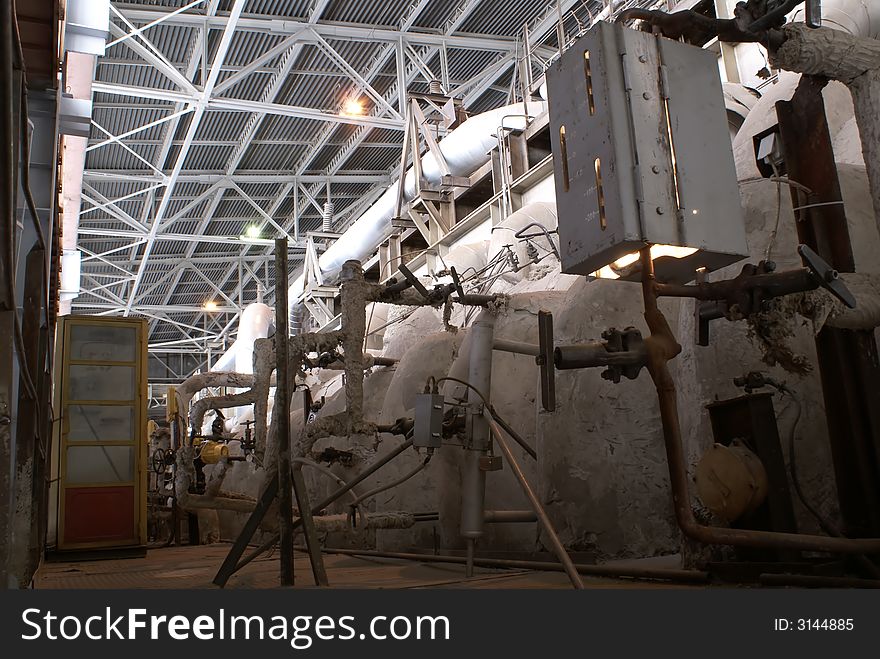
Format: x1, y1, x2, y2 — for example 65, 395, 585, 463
34, 544, 694, 589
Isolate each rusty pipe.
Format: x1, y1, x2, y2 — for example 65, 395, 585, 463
320, 548, 709, 584
487, 415, 585, 589
484, 510, 537, 523
639, 247, 880, 555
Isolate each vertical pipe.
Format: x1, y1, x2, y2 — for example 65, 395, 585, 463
461, 309, 495, 575
339, 260, 366, 429
275, 238, 294, 586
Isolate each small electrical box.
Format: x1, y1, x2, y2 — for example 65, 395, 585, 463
546, 21, 748, 283
414, 393, 445, 448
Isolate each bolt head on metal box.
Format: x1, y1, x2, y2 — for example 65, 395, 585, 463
479, 455, 503, 472
546, 22, 749, 284
414, 393, 444, 449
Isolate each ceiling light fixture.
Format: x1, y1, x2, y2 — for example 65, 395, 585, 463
341, 97, 365, 116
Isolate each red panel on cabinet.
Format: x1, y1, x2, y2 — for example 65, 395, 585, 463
63, 486, 135, 546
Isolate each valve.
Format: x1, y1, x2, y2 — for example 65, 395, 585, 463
798, 244, 856, 309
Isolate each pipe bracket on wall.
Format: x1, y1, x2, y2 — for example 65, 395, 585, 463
537, 310, 555, 412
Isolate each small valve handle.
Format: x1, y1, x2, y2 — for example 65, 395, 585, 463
449, 266, 466, 299
798, 245, 857, 309
397, 262, 431, 299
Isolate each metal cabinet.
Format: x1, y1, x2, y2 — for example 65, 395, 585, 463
52, 316, 147, 551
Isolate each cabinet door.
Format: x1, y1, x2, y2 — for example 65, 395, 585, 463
58, 319, 146, 549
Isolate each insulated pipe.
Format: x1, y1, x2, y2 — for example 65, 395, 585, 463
287, 102, 545, 328
493, 338, 541, 356
460, 309, 496, 561
210, 302, 274, 433
792, 0, 880, 39
210, 302, 274, 373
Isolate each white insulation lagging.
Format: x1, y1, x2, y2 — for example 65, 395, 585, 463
211, 302, 275, 373
287, 101, 547, 329
791, 0, 880, 39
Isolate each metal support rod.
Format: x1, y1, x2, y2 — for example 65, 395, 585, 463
291, 463, 329, 586
489, 408, 537, 460
224, 439, 416, 578
493, 338, 540, 356
640, 247, 880, 554
487, 416, 585, 589
275, 238, 294, 586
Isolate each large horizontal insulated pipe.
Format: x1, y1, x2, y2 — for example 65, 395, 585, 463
287, 102, 546, 329
793, 0, 880, 38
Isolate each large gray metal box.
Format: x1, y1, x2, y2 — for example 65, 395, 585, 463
546, 22, 748, 283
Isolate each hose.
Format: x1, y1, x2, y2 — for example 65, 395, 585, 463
783, 388, 880, 578
349, 454, 431, 510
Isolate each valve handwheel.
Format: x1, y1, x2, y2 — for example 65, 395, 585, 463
151, 448, 167, 474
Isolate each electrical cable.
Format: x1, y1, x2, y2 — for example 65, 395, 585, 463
348, 453, 432, 511
781, 386, 880, 578
764, 161, 784, 262
781, 390, 836, 533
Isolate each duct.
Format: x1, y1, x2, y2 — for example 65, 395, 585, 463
65, 0, 110, 56
57, 52, 95, 316
287, 102, 546, 329
205, 303, 273, 434
210, 302, 274, 373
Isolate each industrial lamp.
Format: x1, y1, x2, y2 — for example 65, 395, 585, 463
547, 22, 749, 284
341, 96, 365, 116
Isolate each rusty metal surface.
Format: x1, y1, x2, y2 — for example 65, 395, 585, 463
641, 247, 880, 554
776, 75, 880, 537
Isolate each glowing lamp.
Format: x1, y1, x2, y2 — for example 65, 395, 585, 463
341, 97, 365, 116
